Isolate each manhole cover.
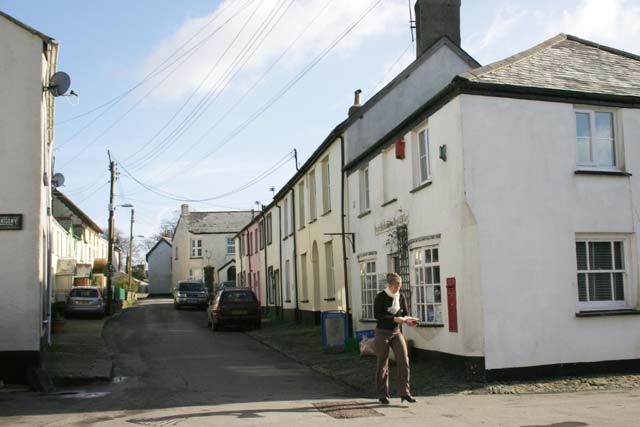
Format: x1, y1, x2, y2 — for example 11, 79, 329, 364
313, 401, 383, 419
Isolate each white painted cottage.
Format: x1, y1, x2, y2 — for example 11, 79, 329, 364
346, 0, 640, 378
146, 237, 173, 295
0, 11, 59, 383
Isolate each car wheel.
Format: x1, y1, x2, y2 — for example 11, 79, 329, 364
174, 303, 180, 310
212, 322, 220, 331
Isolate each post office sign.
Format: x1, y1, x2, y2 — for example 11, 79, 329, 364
0, 214, 23, 230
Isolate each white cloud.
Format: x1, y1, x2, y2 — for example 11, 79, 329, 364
139, 0, 407, 102
465, 0, 640, 66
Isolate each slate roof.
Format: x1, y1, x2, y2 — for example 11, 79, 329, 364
0, 11, 54, 43
186, 211, 254, 234
459, 34, 640, 98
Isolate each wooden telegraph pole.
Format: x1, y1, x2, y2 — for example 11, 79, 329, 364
106, 152, 116, 315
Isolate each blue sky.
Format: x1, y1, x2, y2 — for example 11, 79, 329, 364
2, 0, 639, 252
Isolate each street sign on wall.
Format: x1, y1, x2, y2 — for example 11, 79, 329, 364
0, 214, 22, 230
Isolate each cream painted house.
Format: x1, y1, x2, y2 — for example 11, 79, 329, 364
172, 204, 252, 289
346, 0, 640, 378
51, 190, 107, 300
0, 11, 59, 383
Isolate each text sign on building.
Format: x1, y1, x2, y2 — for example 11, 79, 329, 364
0, 214, 22, 230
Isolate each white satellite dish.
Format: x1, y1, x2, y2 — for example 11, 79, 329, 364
47, 72, 71, 97
52, 173, 65, 187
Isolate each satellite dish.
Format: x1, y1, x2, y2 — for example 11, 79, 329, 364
52, 173, 65, 187
48, 72, 71, 97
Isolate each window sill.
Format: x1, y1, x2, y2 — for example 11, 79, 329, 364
575, 309, 640, 317
298, 225, 305, 231
323, 297, 336, 301
416, 322, 444, 328
285, 300, 291, 303
410, 180, 432, 194
282, 236, 288, 241
190, 257, 203, 259
359, 319, 377, 323
381, 198, 397, 207
309, 218, 317, 225
300, 300, 310, 303
321, 209, 332, 217
575, 169, 631, 177
357, 210, 371, 219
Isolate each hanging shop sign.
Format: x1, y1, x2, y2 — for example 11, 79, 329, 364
0, 214, 22, 230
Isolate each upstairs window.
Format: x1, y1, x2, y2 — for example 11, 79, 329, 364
298, 182, 305, 228
321, 158, 331, 214
226, 238, 235, 255
359, 166, 370, 213
575, 109, 618, 169
308, 170, 317, 222
266, 213, 272, 245
190, 239, 202, 258
283, 198, 289, 236
418, 128, 430, 183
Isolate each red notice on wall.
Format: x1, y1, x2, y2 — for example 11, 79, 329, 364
446, 277, 458, 333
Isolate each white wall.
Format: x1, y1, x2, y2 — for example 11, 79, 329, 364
347, 97, 484, 358
148, 241, 172, 294
461, 95, 640, 369
0, 17, 55, 352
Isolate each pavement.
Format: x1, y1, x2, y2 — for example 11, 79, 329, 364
247, 316, 640, 397
42, 315, 114, 387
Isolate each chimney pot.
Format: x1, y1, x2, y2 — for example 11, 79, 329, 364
181, 204, 189, 216
348, 89, 363, 116
415, 0, 461, 58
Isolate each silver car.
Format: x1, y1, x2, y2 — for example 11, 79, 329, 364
173, 280, 208, 310
66, 286, 104, 318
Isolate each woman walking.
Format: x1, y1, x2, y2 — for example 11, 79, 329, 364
374, 272, 417, 404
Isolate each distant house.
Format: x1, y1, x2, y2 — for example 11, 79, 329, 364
146, 237, 173, 295
171, 204, 253, 289
0, 11, 59, 383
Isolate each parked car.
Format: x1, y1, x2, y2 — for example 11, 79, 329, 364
173, 280, 208, 310
213, 280, 236, 295
66, 286, 104, 318
208, 288, 261, 331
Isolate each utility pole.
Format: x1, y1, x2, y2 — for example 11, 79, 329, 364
106, 152, 116, 315
128, 208, 134, 292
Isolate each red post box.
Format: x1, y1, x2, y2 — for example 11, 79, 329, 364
446, 277, 458, 333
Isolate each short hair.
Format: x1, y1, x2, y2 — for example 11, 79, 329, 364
387, 272, 401, 285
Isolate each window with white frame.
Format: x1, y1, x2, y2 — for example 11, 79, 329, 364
576, 237, 629, 309
575, 109, 618, 169
190, 239, 202, 258
259, 220, 265, 250
248, 232, 252, 255
418, 128, 430, 183
298, 182, 305, 228
359, 166, 370, 213
360, 260, 377, 320
321, 158, 331, 213
266, 213, 272, 245
325, 241, 335, 298
283, 198, 289, 236
285, 259, 291, 301
254, 229, 259, 253
226, 238, 235, 255
301, 253, 308, 300
309, 170, 317, 221
413, 246, 442, 323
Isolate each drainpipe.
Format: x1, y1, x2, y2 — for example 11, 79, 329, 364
340, 135, 353, 338
238, 234, 243, 287
277, 203, 283, 320
291, 187, 300, 324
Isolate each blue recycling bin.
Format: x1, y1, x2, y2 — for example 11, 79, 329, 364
321, 310, 348, 349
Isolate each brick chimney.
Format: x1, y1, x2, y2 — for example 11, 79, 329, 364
181, 204, 189, 216
348, 89, 362, 117
415, 0, 461, 57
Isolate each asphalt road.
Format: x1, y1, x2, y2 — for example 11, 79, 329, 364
1, 298, 640, 426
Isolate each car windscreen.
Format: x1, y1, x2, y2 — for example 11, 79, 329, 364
70, 288, 99, 298
221, 291, 256, 303
178, 282, 205, 292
